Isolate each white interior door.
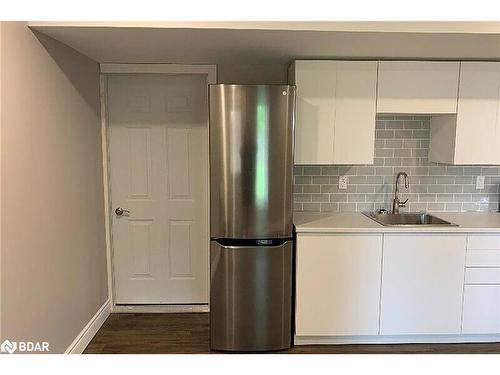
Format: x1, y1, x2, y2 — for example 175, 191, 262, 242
107, 74, 209, 304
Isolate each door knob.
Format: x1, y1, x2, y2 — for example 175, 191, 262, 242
115, 207, 130, 216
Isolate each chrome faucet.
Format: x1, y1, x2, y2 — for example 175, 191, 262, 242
392, 172, 409, 214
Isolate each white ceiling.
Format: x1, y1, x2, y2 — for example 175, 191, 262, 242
29, 22, 500, 64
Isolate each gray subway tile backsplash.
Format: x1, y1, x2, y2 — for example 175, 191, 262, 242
293, 115, 500, 213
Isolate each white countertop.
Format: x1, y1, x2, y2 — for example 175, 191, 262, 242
294, 211, 500, 233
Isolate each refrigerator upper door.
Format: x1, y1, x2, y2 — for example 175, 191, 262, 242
210, 84, 295, 239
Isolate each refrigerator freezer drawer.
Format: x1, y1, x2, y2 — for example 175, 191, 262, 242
209, 84, 295, 239
210, 239, 293, 351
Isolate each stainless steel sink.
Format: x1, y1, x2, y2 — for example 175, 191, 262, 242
363, 211, 458, 226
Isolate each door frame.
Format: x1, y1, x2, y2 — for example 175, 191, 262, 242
99, 63, 217, 312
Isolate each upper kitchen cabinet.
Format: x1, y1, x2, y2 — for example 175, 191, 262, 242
377, 61, 460, 114
429, 62, 500, 165
290, 61, 336, 164
290, 60, 378, 165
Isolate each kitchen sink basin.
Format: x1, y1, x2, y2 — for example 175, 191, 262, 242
363, 211, 458, 226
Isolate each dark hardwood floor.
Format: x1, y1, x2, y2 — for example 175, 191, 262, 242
84, 313, 500, 354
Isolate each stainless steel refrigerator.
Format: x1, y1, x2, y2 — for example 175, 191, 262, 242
209, 84, 295, 351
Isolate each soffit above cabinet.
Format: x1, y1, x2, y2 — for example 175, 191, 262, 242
29, 22, 500, 64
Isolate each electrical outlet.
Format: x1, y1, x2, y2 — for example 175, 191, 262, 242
476, 175, 485, 190
339, 175, 349, 190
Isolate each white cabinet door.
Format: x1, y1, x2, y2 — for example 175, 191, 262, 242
454, 62, 500, 164
462, 285, 500, 334
380, 234, 466, 335
292, 61, 336, 164
333, 61, 378, 164
291, 60, 377, 165
377, 61, 460, 114
296, 234, 383, 336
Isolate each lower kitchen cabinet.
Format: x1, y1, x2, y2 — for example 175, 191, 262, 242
380, 234, 467, 335
462, 285, 500, 334
295, 233, 383, 336
295, 230, 500, 342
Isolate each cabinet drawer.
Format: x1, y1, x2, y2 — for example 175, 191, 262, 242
466, 250, 500, 267
462, 285, 500, 334
467, 235, 500, 250
465, 268, 500, 284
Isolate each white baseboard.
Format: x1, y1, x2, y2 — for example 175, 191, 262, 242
295, 334, 500, 345
112, 304, 209, 313
65, 299, 111, 354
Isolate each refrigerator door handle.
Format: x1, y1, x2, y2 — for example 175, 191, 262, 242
212, 238, 292, 248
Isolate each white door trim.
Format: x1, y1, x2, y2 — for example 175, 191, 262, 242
99, 64, 216, 312
100, 63, 217, 81
99, 75, 115, 311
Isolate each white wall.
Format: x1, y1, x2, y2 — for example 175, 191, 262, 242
217, 63, 288, 84
0, 22, 107, 353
